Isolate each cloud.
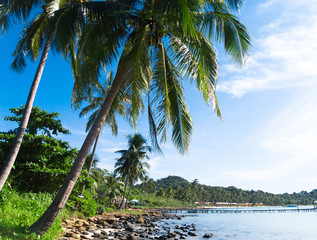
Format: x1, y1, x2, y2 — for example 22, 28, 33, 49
224, 86, 317, 186
218, 2, 317, 97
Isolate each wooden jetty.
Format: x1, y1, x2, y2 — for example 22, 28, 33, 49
163, 207, 317, 214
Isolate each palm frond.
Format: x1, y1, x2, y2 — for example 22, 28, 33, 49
151, 42, 193, 154
201, 2, 252, 65
119, 26, 152, 129
0, 0, 44, 33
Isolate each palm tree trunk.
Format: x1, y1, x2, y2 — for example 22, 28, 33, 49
0, 34, 54, 192
86, 130, 100, 176
119, 177, 128, 210
125, 182, 132, 209
29, 64, 128, 236
75, 130, 101, 208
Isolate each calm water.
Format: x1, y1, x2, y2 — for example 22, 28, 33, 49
162, 207, 317, 240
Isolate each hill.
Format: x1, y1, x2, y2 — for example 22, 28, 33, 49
155, 176, 189, 189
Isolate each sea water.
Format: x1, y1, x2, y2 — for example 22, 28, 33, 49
161, 207, 317, 240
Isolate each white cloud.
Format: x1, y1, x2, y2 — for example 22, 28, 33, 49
224, 86, 317, 188
218, 3, 317, 97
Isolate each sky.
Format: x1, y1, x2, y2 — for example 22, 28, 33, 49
1, 0, 317, 194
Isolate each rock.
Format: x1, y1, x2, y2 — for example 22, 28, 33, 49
81, 231, 90, 235
188, 231, 197, 236
203, 233, 214, 238
104, 216, 117, 224
79, 235, 91, 239
63, 219, 73, 226
167, 231, 176, 238
136, 216, 144, 224
125, 222, 136, 231
111, 223, 122, 229
127, 234, 138, 240
86, 226, 96, 232
114, 214, 124, 218
64, 232, 80, 239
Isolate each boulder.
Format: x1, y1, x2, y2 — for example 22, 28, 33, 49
125, 222, 136, 232
203, 233, 214, 238
188, 231, 197, 236
136, 216, 144, 224
104, 216, 117, 224
64, 232, 80, 239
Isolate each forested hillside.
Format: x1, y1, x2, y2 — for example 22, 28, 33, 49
139, 176, 317, 206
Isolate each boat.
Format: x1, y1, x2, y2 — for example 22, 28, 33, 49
286, 205, 297, 207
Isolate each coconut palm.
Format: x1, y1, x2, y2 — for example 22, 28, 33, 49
30, 0, 251, 235
142, 175, 156, 203
75, 71, 131, 177
165, 186, 174, 206
114, 134, 151, 209
104, 172, 123, 207
0, 0, 131, 192
0, 0, 87, 191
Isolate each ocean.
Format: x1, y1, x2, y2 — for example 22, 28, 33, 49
161, 206, 317, 240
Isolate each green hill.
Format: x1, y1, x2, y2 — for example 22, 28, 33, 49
155, 176, 189, 189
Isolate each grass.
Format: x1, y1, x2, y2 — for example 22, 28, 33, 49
132, 193, 194, 208
0, 189, 69, 240
0, 188, 193, 240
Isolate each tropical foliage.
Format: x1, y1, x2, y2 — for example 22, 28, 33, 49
115, 134, 151, 209
0, 0, 252, 236
0, 106, 78, 193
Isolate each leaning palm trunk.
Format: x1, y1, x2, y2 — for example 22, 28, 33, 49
75, 131, 100, 208
0, 34, 54, 192
119, 177, 129, 210
29, 65, 128, 236
87, 130, 101, 176
125, 182, 132, 209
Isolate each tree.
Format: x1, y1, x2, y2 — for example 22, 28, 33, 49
30, 0, 251, 235
0, 0, 86, 191
75, 71, 131, 177
114, 134, 151, 209
142, 176, 156, 203
104, 172, 123, 207
165, 186, 174, 206
0, 106, 77, 193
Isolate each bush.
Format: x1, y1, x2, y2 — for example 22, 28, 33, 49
68, 189, 98, 217
0, 188, 68, 240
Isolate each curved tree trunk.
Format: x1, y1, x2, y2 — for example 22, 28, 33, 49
119, 176, 129, 210
125, 182, 132, 209
75, 130, 101, 208
86, 130, 101, 176
29, 65, 128, 236
0, 34, 54, 192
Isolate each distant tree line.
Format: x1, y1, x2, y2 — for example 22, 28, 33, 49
138, 176, 317, 206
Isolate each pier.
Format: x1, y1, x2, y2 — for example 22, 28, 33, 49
163, 207, 317, 214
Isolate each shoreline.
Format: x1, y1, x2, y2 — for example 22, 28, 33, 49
60, 209, 184, 240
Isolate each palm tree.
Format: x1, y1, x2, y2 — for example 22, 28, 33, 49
75, 71, 131, 177
165, 186, 174, 206
104, 172, 123, 207
114, 134, 151, 209
142, 176, 156, 203
0, 0, 87, 191
30, 0, 251, 235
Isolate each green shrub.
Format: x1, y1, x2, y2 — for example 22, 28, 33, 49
0, 189, 68, 240
68, 189, 98, 217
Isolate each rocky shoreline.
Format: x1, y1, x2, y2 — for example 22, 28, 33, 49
60, 210, 213, 239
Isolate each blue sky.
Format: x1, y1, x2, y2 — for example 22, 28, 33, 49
1, 0, 317, 194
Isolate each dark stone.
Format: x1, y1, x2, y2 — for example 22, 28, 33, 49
127, 234, 138, 240
188, 232, 197, 236
125, 222, 136, 232
203, 233, 214, 238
